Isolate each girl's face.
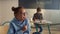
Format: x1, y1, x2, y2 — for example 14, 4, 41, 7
15, 8, 26, 21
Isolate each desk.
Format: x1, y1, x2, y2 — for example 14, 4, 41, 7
35, 23, 60, 34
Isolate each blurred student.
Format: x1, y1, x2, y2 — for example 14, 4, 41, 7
33, 7, 43, 32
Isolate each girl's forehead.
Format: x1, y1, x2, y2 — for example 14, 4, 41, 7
18, 8, 26, 13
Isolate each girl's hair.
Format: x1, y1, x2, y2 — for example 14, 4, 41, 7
11, 6, 24, 14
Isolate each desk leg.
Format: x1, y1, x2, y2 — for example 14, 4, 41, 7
47, 24, 51, 34
35, 25, 38, 32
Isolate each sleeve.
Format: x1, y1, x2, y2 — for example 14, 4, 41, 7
33, 14, 35, 21
7, 23, 15, 34
26, 19, 31, 34
41, 14, 43, 20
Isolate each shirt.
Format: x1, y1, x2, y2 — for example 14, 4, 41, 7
7, 18, 30, 34
33, 13, 43, 20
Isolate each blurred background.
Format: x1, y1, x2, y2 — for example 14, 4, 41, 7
0, 0, 60, 34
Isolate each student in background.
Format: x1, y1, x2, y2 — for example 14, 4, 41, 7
8, 6, 30, 34
33, 7, 43, 32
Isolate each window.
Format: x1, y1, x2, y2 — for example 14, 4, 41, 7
19, 0, 59, 9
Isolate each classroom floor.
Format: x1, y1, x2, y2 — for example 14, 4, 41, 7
31, 28, 60, 34
0, 25, 60, 34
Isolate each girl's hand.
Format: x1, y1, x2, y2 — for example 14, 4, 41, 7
22, 25, 27, 32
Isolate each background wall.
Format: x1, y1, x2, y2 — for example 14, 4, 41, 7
26, 9, 60, 23
0, 0, 60, 24
0, 1, 2, 23
0, 0, 18, 23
